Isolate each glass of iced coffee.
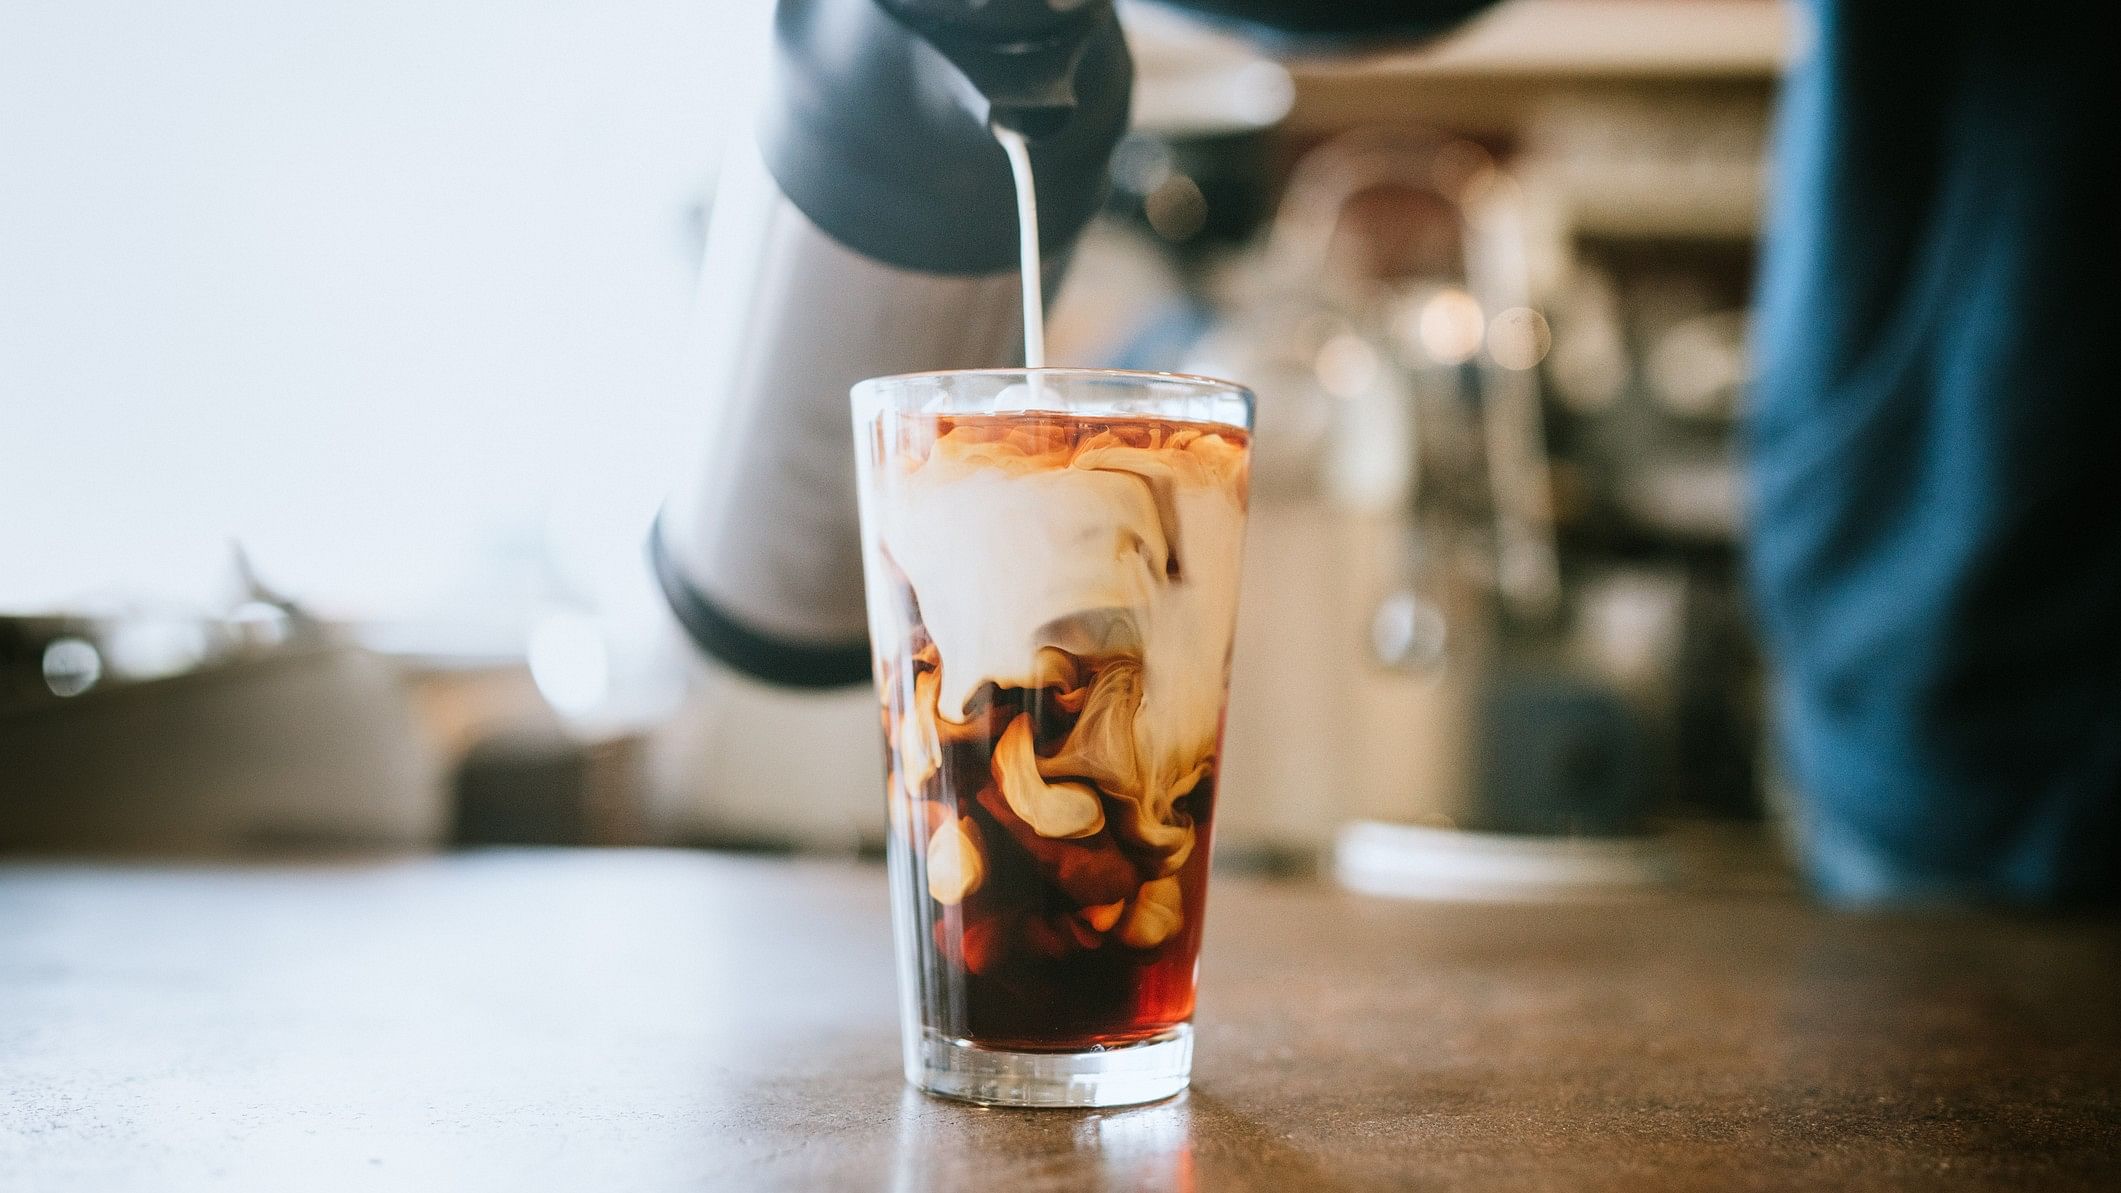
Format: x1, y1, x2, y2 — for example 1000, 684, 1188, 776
852, 369, 1253, 1108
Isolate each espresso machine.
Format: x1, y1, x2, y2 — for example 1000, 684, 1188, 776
650, 0, 1131, 687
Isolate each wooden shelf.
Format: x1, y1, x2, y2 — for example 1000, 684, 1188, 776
1281, 0, 1790, 134
1296, 0, 1791, 81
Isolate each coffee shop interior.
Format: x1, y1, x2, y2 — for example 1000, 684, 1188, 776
3, 1, 2114, 1188
3, 0, 1790, 877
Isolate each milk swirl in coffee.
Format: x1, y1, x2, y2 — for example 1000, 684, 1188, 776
865, 412, 1249, 1046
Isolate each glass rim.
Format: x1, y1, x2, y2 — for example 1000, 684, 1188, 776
854, 365, 1246, 391
851, 367, 1254, 426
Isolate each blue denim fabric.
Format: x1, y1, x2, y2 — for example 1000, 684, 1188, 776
1748, 2, 2120, 906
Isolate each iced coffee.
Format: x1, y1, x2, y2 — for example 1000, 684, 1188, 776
853, 369, 1253, 1107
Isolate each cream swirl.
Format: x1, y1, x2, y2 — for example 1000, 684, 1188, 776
878, 417, 1248, 859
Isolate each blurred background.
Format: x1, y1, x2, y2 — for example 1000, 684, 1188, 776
0, 0, 1792, 894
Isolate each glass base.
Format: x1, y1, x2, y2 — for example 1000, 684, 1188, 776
909, 1025, 1192, 1108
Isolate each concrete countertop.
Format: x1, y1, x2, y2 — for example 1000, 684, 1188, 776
2, 850, 2116, 1190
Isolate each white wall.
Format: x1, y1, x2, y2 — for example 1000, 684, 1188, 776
0, 0, 772, 619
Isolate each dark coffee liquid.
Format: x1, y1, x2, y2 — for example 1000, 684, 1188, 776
898, 679, 1218, 1049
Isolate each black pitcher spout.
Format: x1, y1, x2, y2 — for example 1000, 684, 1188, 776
878, 0, 1115, 136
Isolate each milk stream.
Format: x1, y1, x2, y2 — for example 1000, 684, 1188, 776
993, 125, 1045, 370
